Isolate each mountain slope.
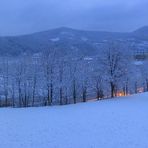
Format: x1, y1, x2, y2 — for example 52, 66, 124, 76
0, 26, 148, 56
133, 26, 148, 40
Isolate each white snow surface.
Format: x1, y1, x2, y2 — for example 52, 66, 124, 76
50, 37, 60, 42
0, 93, 148, 148
81, 37, 88, 41
134, 61, 143, 65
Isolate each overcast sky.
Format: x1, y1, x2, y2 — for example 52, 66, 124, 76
0, 0, 148, 36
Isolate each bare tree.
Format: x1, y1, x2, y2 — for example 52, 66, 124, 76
101, 43, 127, 98
95, 76, 104, 100
70, 59, 78, 104
58, 59, 64, 105
2, 57, 9, 106
42, 50, 56, 106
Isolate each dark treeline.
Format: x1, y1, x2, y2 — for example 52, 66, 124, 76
0, 43, 147, 107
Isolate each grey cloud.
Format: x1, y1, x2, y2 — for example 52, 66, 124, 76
0, 0, 148, 36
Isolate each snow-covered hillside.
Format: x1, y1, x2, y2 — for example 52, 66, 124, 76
1, 26, 148, 56
0, 93, 148, 148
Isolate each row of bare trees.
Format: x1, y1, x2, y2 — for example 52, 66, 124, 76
0, 43, 147, 107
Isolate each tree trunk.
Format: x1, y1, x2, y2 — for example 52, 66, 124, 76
60, 87, 63, 105
110, 82, 115, 98
73, 80, 76, 104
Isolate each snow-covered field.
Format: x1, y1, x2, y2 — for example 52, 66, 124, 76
0, 93, 148, 148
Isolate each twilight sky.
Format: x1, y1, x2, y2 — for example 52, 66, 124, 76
0, 0, 148, 36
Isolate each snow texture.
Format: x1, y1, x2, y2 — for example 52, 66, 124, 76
0, 93, 148, 148
50, 37, 60, 42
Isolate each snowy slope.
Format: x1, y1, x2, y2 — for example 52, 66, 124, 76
0, 93, 148, 148
0, 26, 148, 56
